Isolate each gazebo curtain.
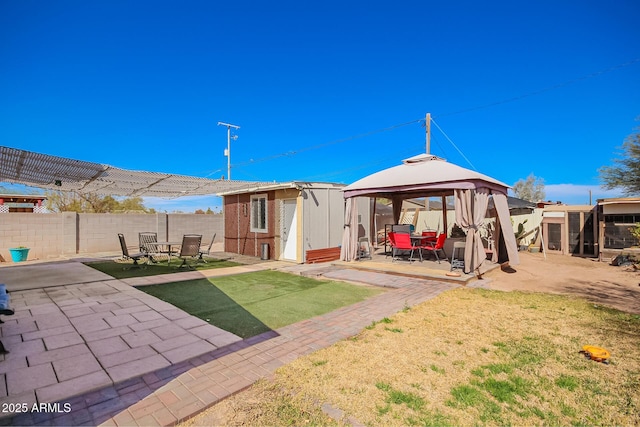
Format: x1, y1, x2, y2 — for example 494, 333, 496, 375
455, 188, 491, 275
492, 192, 519, 266
340, 190, 520, 274
454, 189, 520, 274
340, 197, 359, 261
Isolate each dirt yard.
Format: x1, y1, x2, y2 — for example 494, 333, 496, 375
480, 250, 640, 315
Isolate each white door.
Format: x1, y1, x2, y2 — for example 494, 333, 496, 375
281, 199, 298, 261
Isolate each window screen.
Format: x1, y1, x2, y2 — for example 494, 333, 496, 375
251, 195, 267, 232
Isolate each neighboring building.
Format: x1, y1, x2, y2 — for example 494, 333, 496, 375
218, 182, 369, 263
597, 197, 640, 259
0, 194, 48, 213
541, 204, 598, 257
525, 197, 640, 260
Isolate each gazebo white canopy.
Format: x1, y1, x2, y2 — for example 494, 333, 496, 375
0, 146, 271, 198
341, 154, 519, 275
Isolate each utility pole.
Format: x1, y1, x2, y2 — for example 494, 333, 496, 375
217, 122, 240, 180
425, 112, 431, 154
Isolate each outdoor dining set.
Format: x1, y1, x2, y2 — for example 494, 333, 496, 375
388, 230, 446, 262
386, 229, 465, 272
118, 232, 216, 269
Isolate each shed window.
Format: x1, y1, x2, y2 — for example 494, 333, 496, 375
251, 195, 268, 232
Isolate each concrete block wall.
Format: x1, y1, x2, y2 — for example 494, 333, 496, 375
78, 214, 162, 254
0, 213, 224, 262
167, 214, 221, 245
0, 213, 65, 261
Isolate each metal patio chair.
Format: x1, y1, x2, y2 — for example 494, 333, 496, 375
138, 232, 161, 262
390, 232, 422, 262
421, 233, 448, 263
118, 233, 147, 269
197, 233, 216, 263
177, 234, 202, 269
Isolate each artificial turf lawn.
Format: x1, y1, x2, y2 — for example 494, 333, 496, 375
84, 257, 243, 279
137, 270, 385, 338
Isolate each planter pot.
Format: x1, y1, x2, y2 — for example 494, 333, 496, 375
529, 246, 540, 253
9, 247, 30, 262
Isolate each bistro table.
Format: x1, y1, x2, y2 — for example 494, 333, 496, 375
410, 234, 435, 245
154, 241, 182, 264
409, 234, 437, 261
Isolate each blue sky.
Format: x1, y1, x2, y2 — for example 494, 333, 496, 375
1, 0, 639, 212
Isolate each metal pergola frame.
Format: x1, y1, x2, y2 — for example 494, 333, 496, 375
0, 146, 273, 198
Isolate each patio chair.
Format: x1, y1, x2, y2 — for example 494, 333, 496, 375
118, 233, 147, 268
196, 233, 216, 262
386, 231, 397, 258
421, 233, 447, 263
390, 232, 422, 262
177, 234, 202, 269
139, 232, 161, 262
421, 230, 437, 241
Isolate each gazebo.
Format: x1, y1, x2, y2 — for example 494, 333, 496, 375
340, 154, 519, 276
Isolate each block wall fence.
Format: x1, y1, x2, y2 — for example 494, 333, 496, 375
0, 213, 223, 262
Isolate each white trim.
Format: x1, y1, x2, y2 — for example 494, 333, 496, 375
250, 194, 268, 233
217, 181, 345, 196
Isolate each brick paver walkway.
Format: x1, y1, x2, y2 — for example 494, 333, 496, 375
3, 265, 459, 426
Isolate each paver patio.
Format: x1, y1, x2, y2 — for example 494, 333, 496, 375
1, 258, 463, 426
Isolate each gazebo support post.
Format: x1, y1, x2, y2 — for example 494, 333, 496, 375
441, 195, 448, 235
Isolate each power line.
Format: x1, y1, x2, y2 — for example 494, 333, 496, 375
435, 57, 640, 118
430, 118, 476, 170
207, 57, 639, 179
229, 118, 423, 169
299, 145, 423, 182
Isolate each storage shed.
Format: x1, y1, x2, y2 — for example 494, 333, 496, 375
541, 204, 598, 257
218, 182, 369, 263
597, 197, 640, 260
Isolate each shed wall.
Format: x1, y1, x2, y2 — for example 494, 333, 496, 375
302, 188, 340, 251
223, 192, 276, 259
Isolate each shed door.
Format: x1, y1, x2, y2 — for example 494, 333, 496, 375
547, 223, 562, 252
281, 199, 298, 261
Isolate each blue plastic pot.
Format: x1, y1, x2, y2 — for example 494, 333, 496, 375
9, 247, 30, 262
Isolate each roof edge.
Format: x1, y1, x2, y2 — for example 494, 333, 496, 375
216, 181, 346, 196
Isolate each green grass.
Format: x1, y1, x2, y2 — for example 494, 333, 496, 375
84, 257, 242, 279
180, 288, 640, 427
137, 270, 385, 338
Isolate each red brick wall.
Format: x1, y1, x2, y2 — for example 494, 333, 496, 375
223, 192, 276, 259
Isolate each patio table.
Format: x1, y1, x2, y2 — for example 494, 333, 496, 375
410, 235, 435, 261
155, 241, 181, 264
